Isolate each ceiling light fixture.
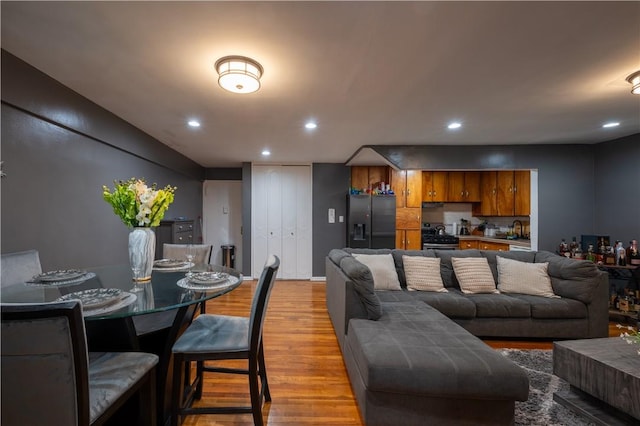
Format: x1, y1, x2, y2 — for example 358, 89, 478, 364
447, 122, 462, 130
261, 150, 271, 156
305, 122, 317, 130
602, 122, 620, 128
625, 70, 640, 95
215, 55, 263, 94
187, 120, 200, 128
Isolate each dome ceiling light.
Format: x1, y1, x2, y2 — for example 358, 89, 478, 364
625, 70, 640, 95
215, 56, 263, 94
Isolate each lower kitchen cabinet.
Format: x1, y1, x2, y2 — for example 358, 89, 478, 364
397, 230, 422, 250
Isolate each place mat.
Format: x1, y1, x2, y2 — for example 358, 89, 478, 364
25, 272, 96, 287
56, 288, 136, 316
153, 260, 194, 272
176, 275, 239, 291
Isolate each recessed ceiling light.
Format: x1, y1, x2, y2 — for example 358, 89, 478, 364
447, 122, 462, 130
305, 122, 317, 130
602, 122, 620, 128
261, 150, 271, 156
187, 120, 201, 128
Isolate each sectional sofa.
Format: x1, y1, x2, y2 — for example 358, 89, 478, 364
325, 248, 609, 425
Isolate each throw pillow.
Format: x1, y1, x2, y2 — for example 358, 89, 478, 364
451, 257, 499, 294
402, 255, 447, 292
497, 256, 558, 298
352, 253, 402, 291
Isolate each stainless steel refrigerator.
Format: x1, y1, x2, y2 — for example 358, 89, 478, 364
347, 195, 396, 249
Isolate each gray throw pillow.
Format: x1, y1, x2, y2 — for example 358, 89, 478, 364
340, 255, 383, 320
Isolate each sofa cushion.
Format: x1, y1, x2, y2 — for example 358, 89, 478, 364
409, 289, 477, 319
435, 249, 483, 289
466, 294, 531, 318
508, 294, 587, 319
345, 301, 529, 401
452, 257, 499, 294
481, 250, 537, 282
340, 256, 383, 320
496, 256, 558, 298
403, 256, 447, 292
353, 253, 402, 291
391, 249, 437, 288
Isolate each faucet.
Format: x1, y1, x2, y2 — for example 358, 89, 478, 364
512, 220, 524, 239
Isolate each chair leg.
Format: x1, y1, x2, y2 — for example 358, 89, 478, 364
258, 341, 271, 402
170, 353, 184, 426
138, 368, 157, 426
249, 356, 264, 426
195, 360, 204, 399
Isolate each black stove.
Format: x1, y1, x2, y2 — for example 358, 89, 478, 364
422, 234, 460, 245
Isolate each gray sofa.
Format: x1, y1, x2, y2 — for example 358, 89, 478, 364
325, 248, 609, 425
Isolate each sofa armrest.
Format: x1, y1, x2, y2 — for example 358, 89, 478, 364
325, 256, 369, 351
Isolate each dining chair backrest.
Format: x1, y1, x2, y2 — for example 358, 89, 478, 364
1, 249, 42, 287
1, 301, 91, 425
248, 255, 280, 352
163, 244, 213, 265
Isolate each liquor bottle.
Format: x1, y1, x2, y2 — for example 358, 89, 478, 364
586, 244, 596, 262
574, 242, 584, 260
629, 240, 640, 266
569, 237, 579, 257
616, 242, 627, 266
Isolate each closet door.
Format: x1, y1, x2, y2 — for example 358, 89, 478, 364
252, 165, 312, 279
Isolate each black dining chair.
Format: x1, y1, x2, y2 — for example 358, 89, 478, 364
1, 301, 159, 426
170, 255, 280, 426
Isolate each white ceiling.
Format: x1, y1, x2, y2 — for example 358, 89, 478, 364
2, 1, 639, 167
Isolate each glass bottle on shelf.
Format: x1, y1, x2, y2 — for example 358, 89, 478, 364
616, 241, 627, 266
629, 239, 640, 266
586, 244, 596, 262
569, 237, 579, 257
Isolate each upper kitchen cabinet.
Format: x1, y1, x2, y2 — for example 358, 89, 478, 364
422, 171, 448, 202
390, 169, 422, 208
351, 166, 389, 191
447, 171, 481, 202
474, 170, 530, 216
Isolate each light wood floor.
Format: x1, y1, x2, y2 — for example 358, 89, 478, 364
182, 280, 625, 426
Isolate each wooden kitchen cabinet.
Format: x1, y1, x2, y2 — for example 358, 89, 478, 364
514, 170, 530, 216
396, 207, 421, 229
422, 171, 448, 202
396, 229, 422, 250
448, 171, 481, 202
390, 169, 422, 208
474, 170, 530, 216
351, 166, 389, 191
479, 241, 509, 251
459, 239, 479, 250
459, 239, 509, 251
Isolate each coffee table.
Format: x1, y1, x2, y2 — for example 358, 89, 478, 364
553, 337, 640, 425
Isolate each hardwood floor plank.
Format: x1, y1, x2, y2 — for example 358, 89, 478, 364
180, 279, 628, 425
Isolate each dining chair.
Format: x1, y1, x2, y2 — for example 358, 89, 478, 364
163, 243, 213, 265
170, 255, 280, 426
1, 249, 42, 287
1, 301, 159, 426
133, 244, 214, 337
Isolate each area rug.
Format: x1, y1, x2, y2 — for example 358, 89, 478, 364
499, 349, 595, 426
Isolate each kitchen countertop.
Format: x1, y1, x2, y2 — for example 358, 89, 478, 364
458, 235, 532, 248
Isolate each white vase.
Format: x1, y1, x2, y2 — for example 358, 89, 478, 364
129, 227, 156, 282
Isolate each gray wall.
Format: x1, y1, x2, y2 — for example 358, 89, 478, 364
1, 51, 205, 270
311, 164, 350, 276
594, 134, 640, 242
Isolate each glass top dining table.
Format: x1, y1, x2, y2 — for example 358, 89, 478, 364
0, 262, 243, 320
1, 261, 244, 426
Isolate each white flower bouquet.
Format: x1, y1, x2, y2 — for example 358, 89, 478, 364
103, 178, 176, 227
617, 323, 640, 355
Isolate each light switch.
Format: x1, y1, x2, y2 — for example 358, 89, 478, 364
339, 215, 344, 223
223, 206, 228, 214
328, 208, 335, 223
